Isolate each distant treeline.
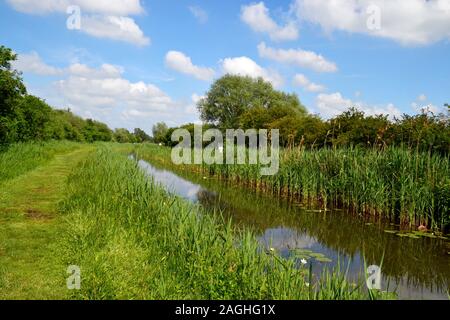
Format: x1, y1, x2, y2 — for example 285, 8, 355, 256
0, 45, 152, 146
156, 75, 449, 156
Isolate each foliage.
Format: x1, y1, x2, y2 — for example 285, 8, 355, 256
0, 45, 27, 144
198, 75, 307, 129
152, 122, 169, 144
113, 128, 136, 143
133, 128, 152, 143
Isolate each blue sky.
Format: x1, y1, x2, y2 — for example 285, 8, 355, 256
1, 0, 449, 133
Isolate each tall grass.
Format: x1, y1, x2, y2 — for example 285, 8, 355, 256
0, 141, 80, 183
59, 146, 383, 299
135, 144, 450, 233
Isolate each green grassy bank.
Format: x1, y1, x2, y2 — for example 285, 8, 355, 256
0, 142, 92, 299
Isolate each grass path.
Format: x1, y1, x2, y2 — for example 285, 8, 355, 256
0, 146, 93, 299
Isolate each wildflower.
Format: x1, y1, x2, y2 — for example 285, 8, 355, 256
305, 282, 310, 287
301, 258, 307, 265
269, 247, 275, 252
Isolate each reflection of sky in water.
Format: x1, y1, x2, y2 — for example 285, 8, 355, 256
138, 160, 207, 202
136, 158, 450, 300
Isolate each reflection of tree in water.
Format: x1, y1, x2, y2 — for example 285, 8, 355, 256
189, 172, 450, 294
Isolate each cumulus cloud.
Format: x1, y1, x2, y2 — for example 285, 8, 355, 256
6, 0, 149, 46
411, 94, 441, 114
13, 52, 63, 76
81, 15, 150, 46
68, 63, 124, 79
13, 51, 200, 131
14, 52, 125, 79
258, 42, 337, 73
293, 74, 326, 92
241, 2, 298, 41
221, 56, 284, 87
165, 51, 215, 81
294, 0, 450, 46
418, 94, 427, 102
315, 92, 402, 119
188, 5, 208, 23
56, 76, 172, 111
185, 93, 204, 116
6, 0, 144, 15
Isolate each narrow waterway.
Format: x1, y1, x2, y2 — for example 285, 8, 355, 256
135, 157, 450, 300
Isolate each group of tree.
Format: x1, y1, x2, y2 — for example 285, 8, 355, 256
163, 75, 449, 156
0, 45, 152, 146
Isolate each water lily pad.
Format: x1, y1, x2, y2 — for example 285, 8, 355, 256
315, 257, 332, 263
412, 231, 438, 238
396, 233, 408, 238
384, 230, 397, 234
405, 233, 420, 239
290, 249, 332, 263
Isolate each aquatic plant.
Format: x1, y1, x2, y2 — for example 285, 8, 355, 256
135, 144, 450, 233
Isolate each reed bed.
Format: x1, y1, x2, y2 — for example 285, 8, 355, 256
135, 144, 450, 233
59, 146, 384, 299
0, 141, 80, 183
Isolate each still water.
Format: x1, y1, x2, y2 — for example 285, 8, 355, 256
135, 158, 450, 300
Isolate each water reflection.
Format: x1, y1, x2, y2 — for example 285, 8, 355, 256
136, 158, 450, 300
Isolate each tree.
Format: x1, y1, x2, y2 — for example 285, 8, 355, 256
114, 128, 136, 143
15, 95, 52, 141
133, 128, 151, 143
326, 108, 390, 148
198, 75, 306, 129
152, 122, 169, 144
0, 45, 27, 144
82, 119, 113, 142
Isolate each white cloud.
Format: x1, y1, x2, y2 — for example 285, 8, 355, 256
411, 95, 442, 114
186, 93, 204, 115
6, 0, 149, 46
293, 74, 326, 92
81, 15, 150, 46
258, 42, 337, 73
14, 51, 201, 131
315, 92, 402, 119
411, 102, 441, 114
241, 2, 298, 41
14, 52, 125, 79
6, 0, 144, 15
188, 6, 208, 23
13, 52, 63, 76
294, 0, 450, 46
221, 56, 284, 87
165, 51, 215, 81
68, 63, 124, 79
418, 94, 427, 102
55, 76, 173, 111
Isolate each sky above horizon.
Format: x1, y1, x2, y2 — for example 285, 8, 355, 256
1, 0, 449, 133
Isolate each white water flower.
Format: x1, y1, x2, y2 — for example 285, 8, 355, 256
301, 258, 307, 265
